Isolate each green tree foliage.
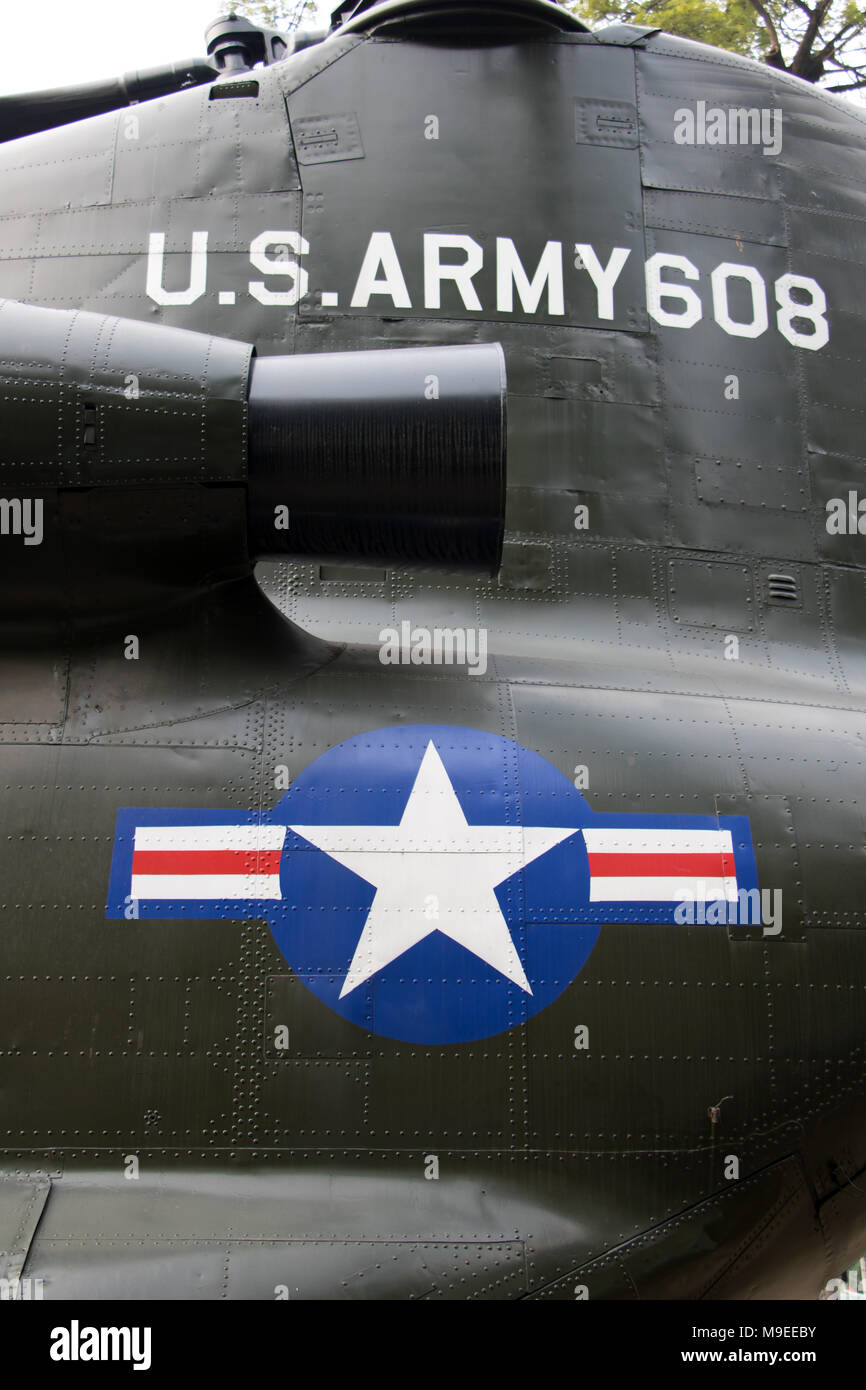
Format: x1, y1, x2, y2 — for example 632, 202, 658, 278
572, 0, 761, 56
229, 1, 320, 30
565, 0, 866, 89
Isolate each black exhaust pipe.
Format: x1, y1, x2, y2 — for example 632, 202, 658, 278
247, 343, 505, 574
0, 300, 506, 624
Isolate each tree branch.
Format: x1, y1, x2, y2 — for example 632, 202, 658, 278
792, 0, 833, 74
827, 18, 866, 44
748, 0, 783, 51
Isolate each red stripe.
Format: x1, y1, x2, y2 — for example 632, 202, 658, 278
132, 850, 282, 875
588, 852, 736, 877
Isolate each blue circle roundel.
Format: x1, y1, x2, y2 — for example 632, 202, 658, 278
271, 724, 600, 1044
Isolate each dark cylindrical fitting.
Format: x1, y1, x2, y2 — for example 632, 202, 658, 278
247, 342, 506, 574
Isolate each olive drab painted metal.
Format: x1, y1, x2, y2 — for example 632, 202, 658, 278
0, 0, 864, 1299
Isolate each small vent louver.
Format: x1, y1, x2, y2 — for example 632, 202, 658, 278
210, 80, 259, 99
767, 572, 799, 604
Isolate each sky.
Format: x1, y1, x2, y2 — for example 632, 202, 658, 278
0, 1, 333, 95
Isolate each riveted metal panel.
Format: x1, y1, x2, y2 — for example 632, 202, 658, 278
694, 455, 808, 513
530, 1156, 821, 1300
288, 40, 647, 329
669, 557, 754, 631
731, 705, 862, 801
525, 921, 770, 1148
0, 649, 67, 726
827, 566, 866, 695
510, 683, 745, 801
111, 79, 300, 206
774, 76, 866, 220
293, 112, 364, 165
0, 1172, 51, 1283
666, 455, 817, 563
714, 793, 803, 941
0, 111, 115, 214
768, 938, 866, 1116
644, 188, 787, 246
496, 541, 554, 592
0, 299, 251, 489
574, 97, 638, 148
810, 454, 866, 565
636, 49, 782, 199
793, 799, 866, 927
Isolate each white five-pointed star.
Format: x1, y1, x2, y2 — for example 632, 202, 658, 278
290, 741, 579, 998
